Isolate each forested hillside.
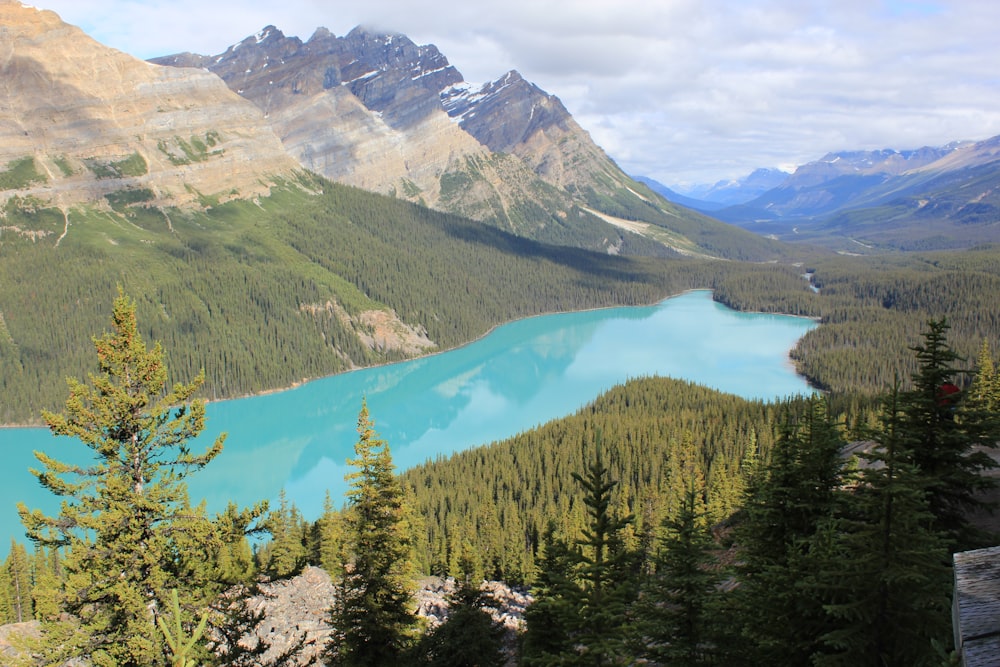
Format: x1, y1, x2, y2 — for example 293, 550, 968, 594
5, 187, 1000, 424
401, 377, 812, 583
0, 176, 717, 424
711, 245, 1000, 396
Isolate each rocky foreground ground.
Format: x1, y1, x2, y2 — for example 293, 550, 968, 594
0, 567, 532, 666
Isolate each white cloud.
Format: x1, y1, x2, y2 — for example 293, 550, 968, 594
29, 0, 1000, 188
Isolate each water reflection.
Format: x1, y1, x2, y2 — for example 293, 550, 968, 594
2, 291, 816, 540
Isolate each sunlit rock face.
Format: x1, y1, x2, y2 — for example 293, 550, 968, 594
0, 2, 303, 211
152, 24, 635, 239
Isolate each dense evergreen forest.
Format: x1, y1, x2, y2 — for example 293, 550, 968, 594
3, 171, 1000, 664
3, 170, 1000, 426
0, 177, 771, 425
3, 294, 997, 666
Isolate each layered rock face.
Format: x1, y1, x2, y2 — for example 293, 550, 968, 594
154, 27, 495, 210
153, 25, 638, 238
442, 70, 631, 194
0, 1, 301, 211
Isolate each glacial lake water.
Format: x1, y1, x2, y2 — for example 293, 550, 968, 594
1, 290, 817, 545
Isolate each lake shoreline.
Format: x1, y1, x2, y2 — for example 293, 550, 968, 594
1, 288, 820, 430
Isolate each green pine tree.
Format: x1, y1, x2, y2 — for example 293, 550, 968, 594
897, 319, 999, 547
733, 396, 849, 666
968, 339, 998, 411
310, 491, 344, 577
4, 540, 33, 623
16, 288, 226, 666
31, 544, 62, 621
631, 484, 720, 666
408, 576, 506, 667
520, 522, 581, 666
570, 448, 636, 666
261, 489, 307, 579
325, 400, 417, 666
806, 386, 951, 667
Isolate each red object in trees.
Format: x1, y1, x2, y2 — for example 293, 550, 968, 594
937, 382, 961, 407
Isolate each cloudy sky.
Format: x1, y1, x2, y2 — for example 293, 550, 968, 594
29, 0, 1000, 190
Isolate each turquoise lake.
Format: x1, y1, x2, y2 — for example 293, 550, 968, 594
1, 290, 818, 545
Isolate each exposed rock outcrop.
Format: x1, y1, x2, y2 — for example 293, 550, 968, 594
0, 567, 531, 666
151, 25, 655, 249
242, 567, 531, 666
0, 1, 302, 212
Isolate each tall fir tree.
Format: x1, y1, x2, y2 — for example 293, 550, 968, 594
521, 444, 637, 666
261, 489, 307, 579
570, 447, 637, 666
806, 386, 951, 667
732, 396, 849, 666
16, 288, 226, 666
309, 491, 344, 577
631, 484, 720, 666
519, 522, 581, 666
408, 574, 506, 667
968, 339, 998, 411
31, 545, 62, 621
897, 319, 999, 547
325, 401, 416, 666
4, 540, 33, 624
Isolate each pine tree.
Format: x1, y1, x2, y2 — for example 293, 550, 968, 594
31, 545, 62, 621
570, 449, 636, 665
310, 491, 344, 577
0, 563, 13, 625
4, 540, 33, 623
408, 576, 506, 667
209, 501, 263, 587
968, 339, 998, 411
733, 396, 849, 666
631, 484, 719, 666
521, 445, 638, 667
897, 319, 999, 547
16, 288, 226, 666
325, 401, 416, 666
261, 490, 307, 579
806, 387, 951, 667
519, 523, 581, 666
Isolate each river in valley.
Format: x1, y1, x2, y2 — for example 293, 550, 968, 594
1, 290, 818, 545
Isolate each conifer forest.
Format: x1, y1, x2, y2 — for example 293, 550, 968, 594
3, 241, 999, 665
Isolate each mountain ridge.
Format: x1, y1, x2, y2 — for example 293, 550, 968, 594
0, 1, 304, 217
151, 23, 778, 259
699, 139, 1000, 250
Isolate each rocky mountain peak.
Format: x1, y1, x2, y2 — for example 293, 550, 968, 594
0, 1, 301, 214
442, 69, 573, 154
154, 21, 700, 255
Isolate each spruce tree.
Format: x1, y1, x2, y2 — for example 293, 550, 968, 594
519, 523, 581, 666
409, 576, 506, 667
897, 319, 999, 547
806, 387, 951, 667
733, 396, 849, 666
31, 545, 62, 621
570, 449, 636, 665
325, 401, 416, 666
4, 540, 33, 623
522, 447, 637, 666
631, 485, 719, 666
968, 339, 998, 411
16, 288, 226, 666
310, 491, 344, 577
261, 489, 307, 579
